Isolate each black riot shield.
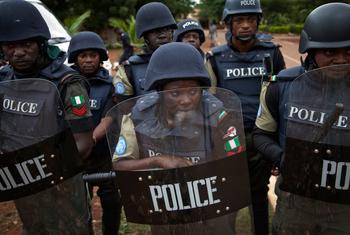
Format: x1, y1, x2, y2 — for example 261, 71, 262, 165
0, 79, 90, 234
281, 64, 350, 204
106, 87, 253, 234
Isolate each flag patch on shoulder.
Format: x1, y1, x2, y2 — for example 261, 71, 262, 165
224, 136, 241, 152
72, 105, 87, 116
218, 110, 227, 124
223, 126, 237, 139
70, 95, 85, 107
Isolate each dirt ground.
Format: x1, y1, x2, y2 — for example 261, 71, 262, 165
0, 30, 300, 235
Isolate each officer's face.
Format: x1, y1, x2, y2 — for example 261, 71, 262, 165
145, 27, 173, 51
1, 40, 39, 73
182, 31, 201, 49
314, 48, 350, 68
162, 80, 201, 114
76, 50, 100, 76
231, 15, 258, 38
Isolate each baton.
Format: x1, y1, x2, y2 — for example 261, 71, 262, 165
313, 103, 344, 143
83, 171, 116, 183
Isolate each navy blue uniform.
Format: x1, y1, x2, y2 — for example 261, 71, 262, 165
207, 38, 286, 235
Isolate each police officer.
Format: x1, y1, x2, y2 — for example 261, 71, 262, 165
113, 42, 245, 235
68, 31, 121, 235
206, 0, 286, 234
253, 2, 350, 234
173, 19, 206, 57
113, 2, 177, 99
0, 1, 94, 234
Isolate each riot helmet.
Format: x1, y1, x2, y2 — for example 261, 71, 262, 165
299, 2, 350, 54
173, 19, 205, 44
0, 0, 50, 42
144, 42, 210, 91
222, 0, 262, 23
68, 31, 108, 63
136, 2, 177, 39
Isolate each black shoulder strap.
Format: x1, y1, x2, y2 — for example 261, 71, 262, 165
58, 73, 90, 100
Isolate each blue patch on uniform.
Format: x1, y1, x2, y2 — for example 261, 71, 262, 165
115, 82, 126, 94
115, 136, 127, 156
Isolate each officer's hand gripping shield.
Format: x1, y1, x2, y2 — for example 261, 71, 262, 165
282, 64, 350, 204
0, 78, 89, 234
107, 87, 254, 234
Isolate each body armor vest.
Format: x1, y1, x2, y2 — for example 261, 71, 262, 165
211, 42, 276, 129
81, 67, 113, 127
276, 66, 305, 148
130, 92, 226, 164
129, 53, 152, 96
84, 67, 113, 161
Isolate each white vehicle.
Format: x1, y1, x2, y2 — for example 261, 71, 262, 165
22, 0, 113, 73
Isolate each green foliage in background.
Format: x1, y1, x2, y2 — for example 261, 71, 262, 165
198, 0, 350, 26
42, 0, 350, 36
64, 10, 91, 35
42, 0, 194, 31
109, 15, 144, 48
260, 24, 304, 34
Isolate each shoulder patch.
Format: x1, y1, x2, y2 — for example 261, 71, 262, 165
70, 95, 88, 116
218, 110, 228, 124
71, 105, 88, 116
211, 44, 229, 55
115, 82, 126, 94
223, 126, 237, 140
263, 74, 278, 82
70, 95, 85, 107
115, 136, 127, 156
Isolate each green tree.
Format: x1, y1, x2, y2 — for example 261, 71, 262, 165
198, 0, 350, 25
64, 10, 91, 35
109, 15, 144, 47
198, 0, 225, 23
42, 0, 195, 31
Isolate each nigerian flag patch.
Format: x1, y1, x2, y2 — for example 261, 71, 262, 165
224, 136, 241, 152
70, 95, 85, 107
218, 110, 227, 123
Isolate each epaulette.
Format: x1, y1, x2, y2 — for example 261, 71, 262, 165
211, 44, 230, 55
256, 33, 273, 42
128, 54, 151, 65
276, 66, 305, 82
255, 40, 276, 49
94, 67, 113, 83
